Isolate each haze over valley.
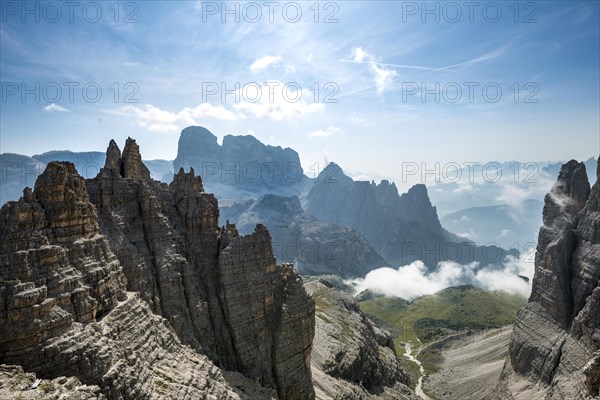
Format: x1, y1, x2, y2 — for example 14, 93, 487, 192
1, 1, 599, 399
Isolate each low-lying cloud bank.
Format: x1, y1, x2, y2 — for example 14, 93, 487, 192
348, 250, 535, 301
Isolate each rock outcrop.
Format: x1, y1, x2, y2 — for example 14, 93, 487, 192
220, 194, 390, 278
0, 364, 104, 399
173, 126, 311, 198
501, 158, 600, 399
1, 138, 316, 399
305, 162, 517, 269
306, 280, 418, 399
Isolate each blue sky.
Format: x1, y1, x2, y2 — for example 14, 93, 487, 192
1, 1, 598, 185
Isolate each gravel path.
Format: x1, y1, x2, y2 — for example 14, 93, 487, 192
422, 326, 513, 400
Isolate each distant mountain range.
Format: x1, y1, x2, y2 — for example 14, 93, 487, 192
303, 163, 517, 269
440, 199, 543, 249
3, 126, 594, 278
220, 194, 389, 278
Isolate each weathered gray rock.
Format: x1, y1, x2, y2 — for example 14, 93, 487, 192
1, 139, 317, 399
306, 280, 418, 400
87, 139, 315, 399
0, 364, 105, 399
121, 137, 151, 181
221, 194, 390, 278
0, 162, 268, 399
173, 126, 310, 197
304, 163, 517, 269
504, 157, 600, 399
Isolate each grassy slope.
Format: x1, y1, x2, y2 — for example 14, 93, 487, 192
358, 285, 527, 352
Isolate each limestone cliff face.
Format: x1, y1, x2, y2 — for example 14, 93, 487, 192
0, 162, 127, 368
173, 126, 310, 196
506, 158, 600, 399
1, 138, 316, 400
220, 194, 390, 278
306, 280, 417, 400
305, 163, 515, 269
0, 162, 270, 399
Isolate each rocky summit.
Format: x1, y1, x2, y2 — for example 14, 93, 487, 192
304, 162, 517, 269
498, 157, 600, 399
173, 126, 310, 196
0, 138, 317, 399
306, 280, 418, 400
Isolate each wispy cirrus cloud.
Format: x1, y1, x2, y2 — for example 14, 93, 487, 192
351, 47, 398, 94
43, 103, 71, 113
309, 126, 344, 138
250, 55, 282, 72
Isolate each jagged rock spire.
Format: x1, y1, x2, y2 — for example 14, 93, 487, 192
171, 167, 204, 193
105, 139, 122, 172
103, 137, 151, 181
122, 137, 151, 181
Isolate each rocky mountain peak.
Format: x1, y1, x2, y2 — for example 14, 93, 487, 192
34, 161, 89, 204
316, 162, 354, 185
506, 157, 599, 398
174, 126, 307, 194
171, 166, 204, 193
32, 161, 99, 243
104, 139, 122, 171
253, 194, 303, 216
399, 183, 441, 228
102, 137, 151, 182
121, 137, 151, 181
1, 137, 320, 399
543, 159, 591, 227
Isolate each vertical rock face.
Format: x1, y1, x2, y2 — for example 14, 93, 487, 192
220, 194, 390, 278
121, 137, 151, 181
529, 160, 590, 326
306, 280, 417, 400
173, 126, 309, 195
305, 162, 515, 269
86, 139, 316, 399
1, 139, 316, 400
507, 157, 600, 399
0, 163, 127, 370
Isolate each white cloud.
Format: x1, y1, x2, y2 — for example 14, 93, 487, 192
497, 229, 513, 239
43, 103, 70, 113
457, 228, 476, 239
122, 103, 240, 132
351, 174, 373, 182
285, 64, 296, 75
351, 47, 398, 94
348, 249, 535, 301
309, 126, 344, 138
233, 81, 324, 121
250, 55, 282, 72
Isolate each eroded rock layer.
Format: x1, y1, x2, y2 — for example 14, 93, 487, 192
1, 138, 316, 400
306, 280, 418, 400
504, 158, 600, 399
